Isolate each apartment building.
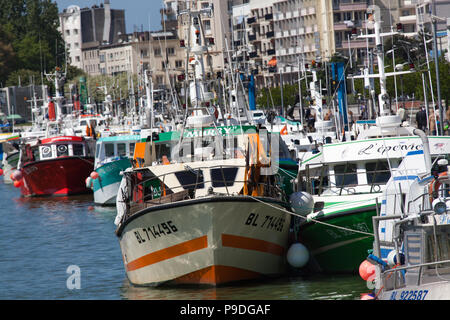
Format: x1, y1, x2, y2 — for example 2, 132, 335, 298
330, 0, 375, 64
272, 0, 320, 84
132, 31, 186, 88
80, 30, 185, 89
59, 1, 126, 70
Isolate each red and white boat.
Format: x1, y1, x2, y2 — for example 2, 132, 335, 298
13, 136, 95, 197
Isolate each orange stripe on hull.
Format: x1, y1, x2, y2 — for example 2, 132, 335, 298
174, 265, 261, 285
126, 235, 208, 272
221, 234, 285, 256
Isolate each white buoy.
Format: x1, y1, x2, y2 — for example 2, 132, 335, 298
289, 192, 314, 216
286, 243, 310, 268
387, 250, 405, 266
85, 177, 92, 189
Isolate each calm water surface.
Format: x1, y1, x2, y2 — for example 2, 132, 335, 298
0, 180, 368, 300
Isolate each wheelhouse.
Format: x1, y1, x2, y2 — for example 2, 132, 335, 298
20, 136, 91, 165
94, 135, 140, 167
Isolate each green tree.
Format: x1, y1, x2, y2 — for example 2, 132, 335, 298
0, 0, 65, 86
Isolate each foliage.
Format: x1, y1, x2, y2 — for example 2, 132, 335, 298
0, 0, 64, 86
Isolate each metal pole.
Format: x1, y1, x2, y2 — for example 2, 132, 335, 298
297, 56, 303, 124
432, 0, 444, 135
280, 68, 284, 117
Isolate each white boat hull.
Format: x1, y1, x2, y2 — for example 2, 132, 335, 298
116, 196, 291, 286
93, 181, 120, 205
377, 281, 450, 300
2, 157, 15, 184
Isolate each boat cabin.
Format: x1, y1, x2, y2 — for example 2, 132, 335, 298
94, 135, 140, 167
19, 136, 93, 165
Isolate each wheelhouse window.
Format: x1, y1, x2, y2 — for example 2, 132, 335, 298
73, 144, 84, 156
117, 143, 126, 157
211, 168, 238, 187
334, 163, 358, 186
95, 143, 101, 158
56, 144, 69, 157
155, 142, 172, 163
174, 170, 205, 189
40, 146, 52, 159
129, 143, 135, 157
366, 161, 391, 185
105, 143, 115, 157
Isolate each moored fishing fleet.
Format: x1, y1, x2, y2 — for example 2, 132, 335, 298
1, 3, 449, 300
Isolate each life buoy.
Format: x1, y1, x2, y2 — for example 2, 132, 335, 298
429, 171, 448, 203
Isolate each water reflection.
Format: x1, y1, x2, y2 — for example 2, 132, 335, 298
119, 275, 367, 300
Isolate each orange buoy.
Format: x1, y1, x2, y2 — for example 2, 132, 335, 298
90, 171, 99, 180
0, 168, 3, 176
359, 260, 375, 281
13, 180, 23, 188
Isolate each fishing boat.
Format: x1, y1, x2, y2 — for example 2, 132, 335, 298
112, 4, 309, 286
1, 142, 20, 184
114, 123, 298, 286
13, 135, 95, 197
293, 6, 450, 274
296, 120, 450, 273
89, 134, 140, 205
0, 133, 21, 184
361, 132, 450, 300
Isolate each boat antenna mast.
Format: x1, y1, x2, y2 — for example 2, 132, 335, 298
350, 5, 415, 127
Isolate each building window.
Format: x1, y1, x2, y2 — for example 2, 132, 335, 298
167, 47, 175, 56
203, 19, 211, 31
154, 48, 162, 56
175, 60, 183, 68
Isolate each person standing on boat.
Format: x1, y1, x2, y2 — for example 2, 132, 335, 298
429, 109, 439, 135
416, 106, 427, 132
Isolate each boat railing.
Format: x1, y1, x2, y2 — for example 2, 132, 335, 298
124, 164, 286, 217
303, 162, 392, 197
406, 185, 450, 214
373, 213, 450, 291
381, 259, 450, 290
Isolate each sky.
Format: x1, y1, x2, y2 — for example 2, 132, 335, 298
54, 0, 165, 33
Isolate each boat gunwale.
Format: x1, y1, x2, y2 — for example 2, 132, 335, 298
115, 195, 291, 237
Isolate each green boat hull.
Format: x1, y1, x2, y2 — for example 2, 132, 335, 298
300, 205, 376, 273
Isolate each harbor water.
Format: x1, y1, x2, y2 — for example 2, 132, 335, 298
0, 180, 368, 300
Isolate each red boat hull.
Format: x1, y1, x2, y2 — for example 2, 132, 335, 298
19, 157, 94, 197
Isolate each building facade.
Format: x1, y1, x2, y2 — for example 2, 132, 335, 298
59, 1, 126, 70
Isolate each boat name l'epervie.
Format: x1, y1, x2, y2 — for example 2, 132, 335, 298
357, 141, 423, 156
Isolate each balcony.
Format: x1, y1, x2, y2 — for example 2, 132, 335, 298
399, 15, 417, 24
333, 0, 369, 12
337, 39, 373, 49
274, 12, 283, 21
247, 17, 256, 24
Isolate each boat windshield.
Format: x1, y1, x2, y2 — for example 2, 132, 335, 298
96, 140, 136, 165
36, 142, 85, 161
